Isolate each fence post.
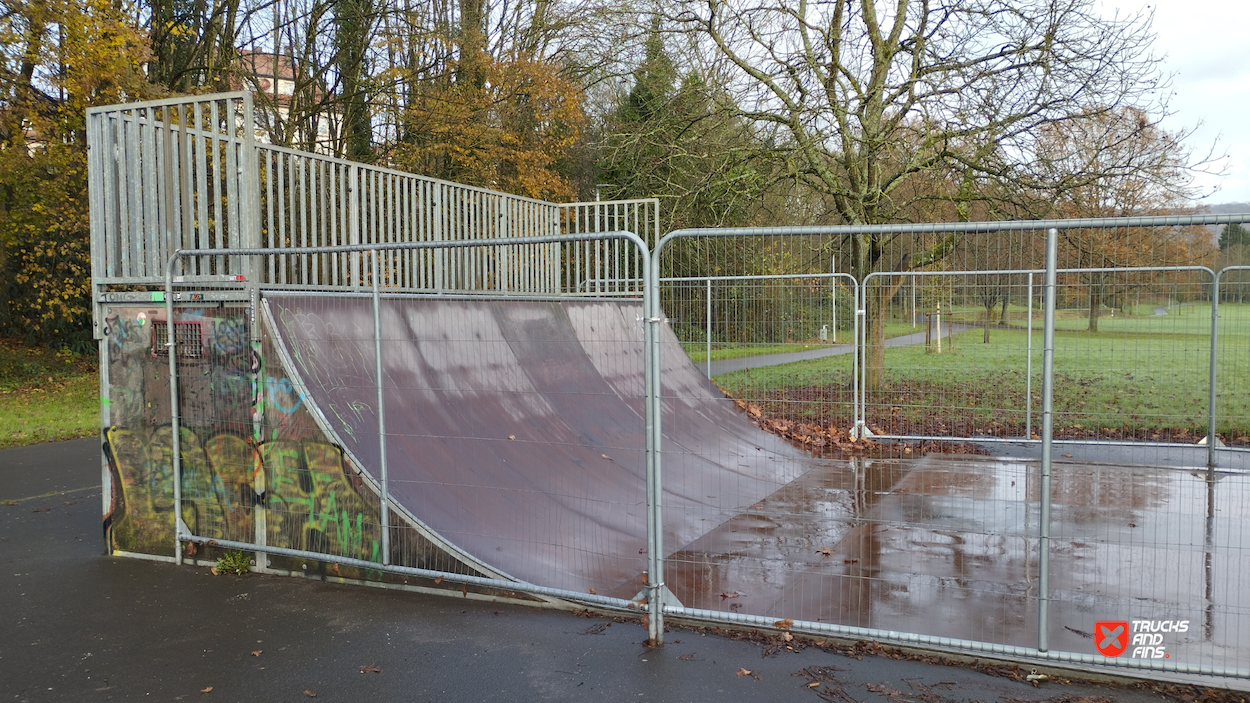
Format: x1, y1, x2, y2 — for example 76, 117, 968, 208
1208, 270, 1220, 472
1026, 273, 1034, 440
372, 249, 391, 565
165, 253, 185, 565
1038, 228, 1058, 652
645, 244, 664, 645
853, 278, 863, 438
706, 279, 712, 378
832, 258, 838, 343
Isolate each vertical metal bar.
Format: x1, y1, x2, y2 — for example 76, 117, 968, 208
178, 105, 194, 259
706, 278, 712, 378
242, 92, 260, 284
278, 152, 289, 283
87, 110, 105, 337
165, 255, 183, 565
224, 101, 241, 274
327, 161, 337, 286
372, 249, 391, 566
852, 278, 861, 437
298, 156, 308, 283
855, 276, 869, 437
210, 100, 224, 272
194, 102, 210, 275
1208, 270, 1220, 471
104, 115, 122, 278
645, 241, 663, 645
832, 257, 838, 344
350, 166, 360, 286
266, 150, 276, 283
119, 114, 136, 276
161, 107, 179, 277
1038, 227, 1058, 652
1026, 272, 1034, 440
143, 109, 161, 275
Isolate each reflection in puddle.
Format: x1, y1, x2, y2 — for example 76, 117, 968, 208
661, 455, 1250, 671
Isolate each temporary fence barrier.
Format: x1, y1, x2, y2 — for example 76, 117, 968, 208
652, 221, 1250, 680
89, 92, 1250, 685
157, 231, 660, 624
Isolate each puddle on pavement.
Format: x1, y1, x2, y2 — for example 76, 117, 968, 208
659, 454, 1250, 670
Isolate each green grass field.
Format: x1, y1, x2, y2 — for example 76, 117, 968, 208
714, 302, 1250, 444
0, 339, 100, 448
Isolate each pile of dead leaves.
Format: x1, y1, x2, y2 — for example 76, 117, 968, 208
730, 397, 987, 457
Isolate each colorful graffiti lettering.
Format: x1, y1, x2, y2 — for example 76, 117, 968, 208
105, 427, 380, 562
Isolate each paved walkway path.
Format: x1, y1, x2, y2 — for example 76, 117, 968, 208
708, 323, 976, 376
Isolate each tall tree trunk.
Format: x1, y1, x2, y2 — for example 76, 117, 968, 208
1088, 276, 1103, 332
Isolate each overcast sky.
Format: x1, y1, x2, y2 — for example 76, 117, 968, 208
1100, 0, 1250, 205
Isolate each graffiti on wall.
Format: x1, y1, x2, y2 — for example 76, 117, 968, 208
105, 427, 382, 562
102, 305, 381, 564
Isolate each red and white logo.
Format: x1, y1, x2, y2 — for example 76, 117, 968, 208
1095, 621, 1129, 657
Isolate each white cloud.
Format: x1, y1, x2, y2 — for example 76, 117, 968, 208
1101, 0, 1250, 204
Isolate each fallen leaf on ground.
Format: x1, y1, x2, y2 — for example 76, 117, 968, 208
719, 591, 742, 600
304, 690, 317, 697
1062, 453, 1073, 458
580, 623, 609, 635
200, 686, 213, 693
601, 454, 611, 460
433, 576, 443, 584
816, 548, 831, 557
737, 668, 752, 676
866, 683, 902, 696
782, 632, 794, 642
32, 507, 51, 513
508, 435, 515, 440
210, 567, 220, 576
774, 618, 793, 631
251, 650, 262, 656
360, 664, 382, 674
588, 587, 596, 595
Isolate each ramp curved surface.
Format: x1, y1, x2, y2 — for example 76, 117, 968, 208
265, 295, 811, 596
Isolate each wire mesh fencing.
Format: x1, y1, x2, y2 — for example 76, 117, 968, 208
650, 222, 1250, 680
90, 91, 1250, 683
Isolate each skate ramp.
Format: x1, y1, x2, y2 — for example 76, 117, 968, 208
265, 295, 815, 596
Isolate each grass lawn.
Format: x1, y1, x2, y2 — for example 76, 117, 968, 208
715, 304, 1250, 444
0, 339, 100, 448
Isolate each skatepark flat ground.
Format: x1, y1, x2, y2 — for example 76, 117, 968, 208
1, 438, 1241, 702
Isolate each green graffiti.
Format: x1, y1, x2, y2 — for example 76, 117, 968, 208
106, 428, 379, 562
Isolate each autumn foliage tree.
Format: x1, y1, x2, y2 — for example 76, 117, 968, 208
0, 0, 152, 348
394, 53, 585, 200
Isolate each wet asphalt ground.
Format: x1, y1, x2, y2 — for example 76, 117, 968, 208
0, 438, 1240, 702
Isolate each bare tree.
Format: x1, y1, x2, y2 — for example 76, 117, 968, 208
670, 0, 1210, 386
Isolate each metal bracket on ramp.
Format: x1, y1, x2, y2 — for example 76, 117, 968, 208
633, 584, 683, 609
